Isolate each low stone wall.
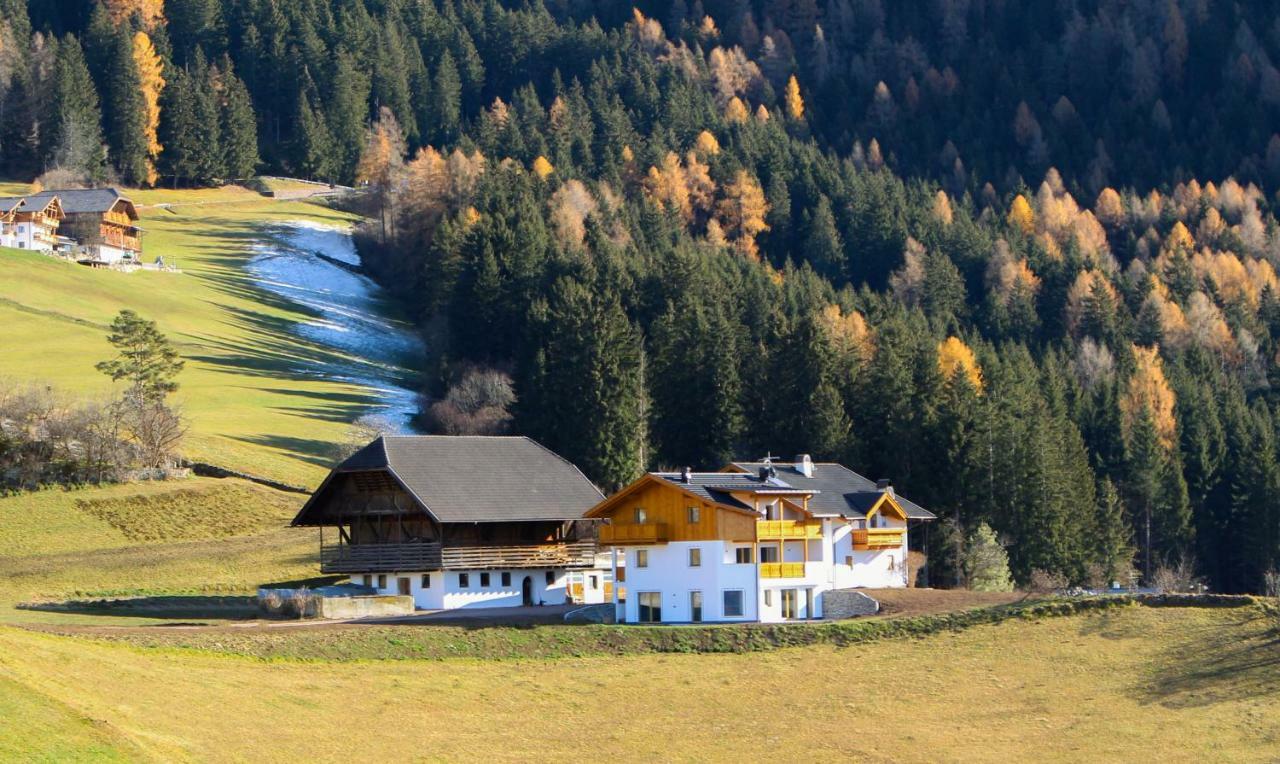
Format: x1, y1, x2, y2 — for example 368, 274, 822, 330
823, 589, 881, 619
317, 594, 415, 619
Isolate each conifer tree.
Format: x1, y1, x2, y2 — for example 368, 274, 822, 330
50, 35, 107, 182
1094, 477, 1135, 587
326, 52, 369, 182
159, 64, 200, 186
430, 50, 462, 144
219, 68, 258, 180
293, 92, 335, 182
105, 27, 150, 185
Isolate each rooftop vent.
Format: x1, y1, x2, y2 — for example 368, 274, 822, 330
795, 454, 814, 478
876, 478, 895, 498
681, 466, 692, 484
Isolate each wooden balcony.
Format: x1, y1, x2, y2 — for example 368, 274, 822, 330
756, 519, 822, 540
852, 528, 906, 550
320, 541, 596, 573
759, 562, 807, 578
104, 211, 133, 226
598, 522, 668, 544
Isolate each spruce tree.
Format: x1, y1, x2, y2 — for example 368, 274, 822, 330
293, 92, 335, 181
50, 35, 107, 182
159, 64, 199, 186
105, 27, 150, 186
326, 53, 369, 182
220, 68, 259, 180
430, 50, 462, 144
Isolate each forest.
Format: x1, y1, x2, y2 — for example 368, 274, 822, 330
4, 0, 1280, 594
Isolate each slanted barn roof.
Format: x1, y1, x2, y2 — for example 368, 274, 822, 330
292, 435, 605, 526
729, 461, 936, 520
34, 188, 137, 219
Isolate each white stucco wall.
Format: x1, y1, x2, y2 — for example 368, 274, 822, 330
619, 541, 758, 623
830, 519, 910, 590
348, 568, 582, 610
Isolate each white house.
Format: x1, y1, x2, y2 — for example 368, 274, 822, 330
291, 435, 611, 611
0, 194, 63, 252
587, 456, 936, 624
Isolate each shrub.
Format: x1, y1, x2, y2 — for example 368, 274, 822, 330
260, 590, 283, 615
288, 586, 313, 619
964, 523, 1014, 592
1027, 569, 1069, 594
1151, 554, 1202, 593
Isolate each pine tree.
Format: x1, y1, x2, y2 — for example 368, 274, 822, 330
190, 54, 224, 184
50, 35, 107, 183
1094, 476, 1135, 586
219, 68, 258, 180
105, 28, 150, 186
965, 522, 1014, 591
768, 316, 851, 459
326, 52, 369, 183
159, 64, 200, 186
804, 195, 844, 281
293, 92, 335, 182
95, 309, 184, 403
430, 50, 462, 144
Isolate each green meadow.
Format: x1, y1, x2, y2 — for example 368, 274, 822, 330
0, 183, 387, 487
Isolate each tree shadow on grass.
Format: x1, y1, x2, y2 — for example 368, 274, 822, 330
1133, 608, 1280, 708
18, 595, 259, 621
232, 434, 343, 468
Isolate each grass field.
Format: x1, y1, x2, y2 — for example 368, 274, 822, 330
0, 605, 1276, 762
0, 182, 390, 486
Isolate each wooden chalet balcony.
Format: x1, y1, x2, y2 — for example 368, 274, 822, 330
103, 211, 133, 226
320, 541, 596, 573
756, 520, 821, 540
852, 528, 906, 550
598, 522, 668, 544
759, 562, 807, 579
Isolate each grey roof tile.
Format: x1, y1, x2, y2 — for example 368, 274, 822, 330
730, 461, 936, 519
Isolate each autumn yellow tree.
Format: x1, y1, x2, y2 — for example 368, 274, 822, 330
725, 96, 749, 124
1007, 194, 1034, 234
531, 155, 554, 179
1120, 345, 1177, 451
784, 75, 804, 120
818, 304, 874, 363
715, 170, 769, 259
356, 108, 407, 242
105, 0, 164, 29
132, 31, 164, 186
1094, 187, 1125, 228
938, 336, 984, 391
694, 130, 720, 156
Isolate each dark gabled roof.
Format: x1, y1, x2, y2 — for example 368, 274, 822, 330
729, 462, 936, 520
34, 188, 134, 216
0, 197, 26, 214
293, 435, 605, 525
651, 471, 811, 511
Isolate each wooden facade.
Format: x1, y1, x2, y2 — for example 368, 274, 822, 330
309, 468, 597, 574
590, 475, 759, 544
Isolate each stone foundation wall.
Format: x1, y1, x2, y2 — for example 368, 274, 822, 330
822, 589, 881, 619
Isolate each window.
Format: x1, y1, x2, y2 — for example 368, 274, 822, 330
764, 590, 773, 607
545, 571, 555, 585
852, 518, 866, 530
421, 574, 431, 588
589, 574, 599, 589
690, 591, 703, 622
686, 506, 700, 524
362, 574, 372, 587
735, 547, 754, 564
480, 572, 491, 587
501, 572, 511, 587
637, 592, 662, 622
634, 507, 647, 524
759, 545, 779, 563
459, 573, 470, 588
722, 590, 744, 618
688, 547, 701, 567
376, 574, 387, 589
635, 549, 649, 568
845, 556, 853, 567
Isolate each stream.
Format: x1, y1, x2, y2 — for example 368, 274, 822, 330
245, 220, 424, 432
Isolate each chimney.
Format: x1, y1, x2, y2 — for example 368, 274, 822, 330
759, 466, 769, 481
795, 454, 814, 478
681, 466, 692, 484
876, 478, 895, 498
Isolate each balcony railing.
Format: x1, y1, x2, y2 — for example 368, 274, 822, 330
320, 541, 596, 573
598, 522, 668, 544
759, 562, 807, 578
851, 528, 906, 550
756, 520, 822, 540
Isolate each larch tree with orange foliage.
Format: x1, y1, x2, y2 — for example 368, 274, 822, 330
1007, 194, 1034, 234
937, 336, 984, 392
356, 108, 407, 242
784, 75, 804, 121
132, 31, 164, 186
715, 170, 769, 259
1121, 345, 1177, 451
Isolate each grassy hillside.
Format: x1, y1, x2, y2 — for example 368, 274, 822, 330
0, 605, 1275, 762
0, 183, 387, 486
0, 478, 315, 620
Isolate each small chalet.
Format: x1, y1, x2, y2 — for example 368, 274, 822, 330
41, 188, 142, 264
588, 455, 936, 624
0, 197, 23, 248
0, 194, 65, 253
292, 435, 610, 610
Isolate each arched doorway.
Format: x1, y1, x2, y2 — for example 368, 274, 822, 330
521, 576, 533, 606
